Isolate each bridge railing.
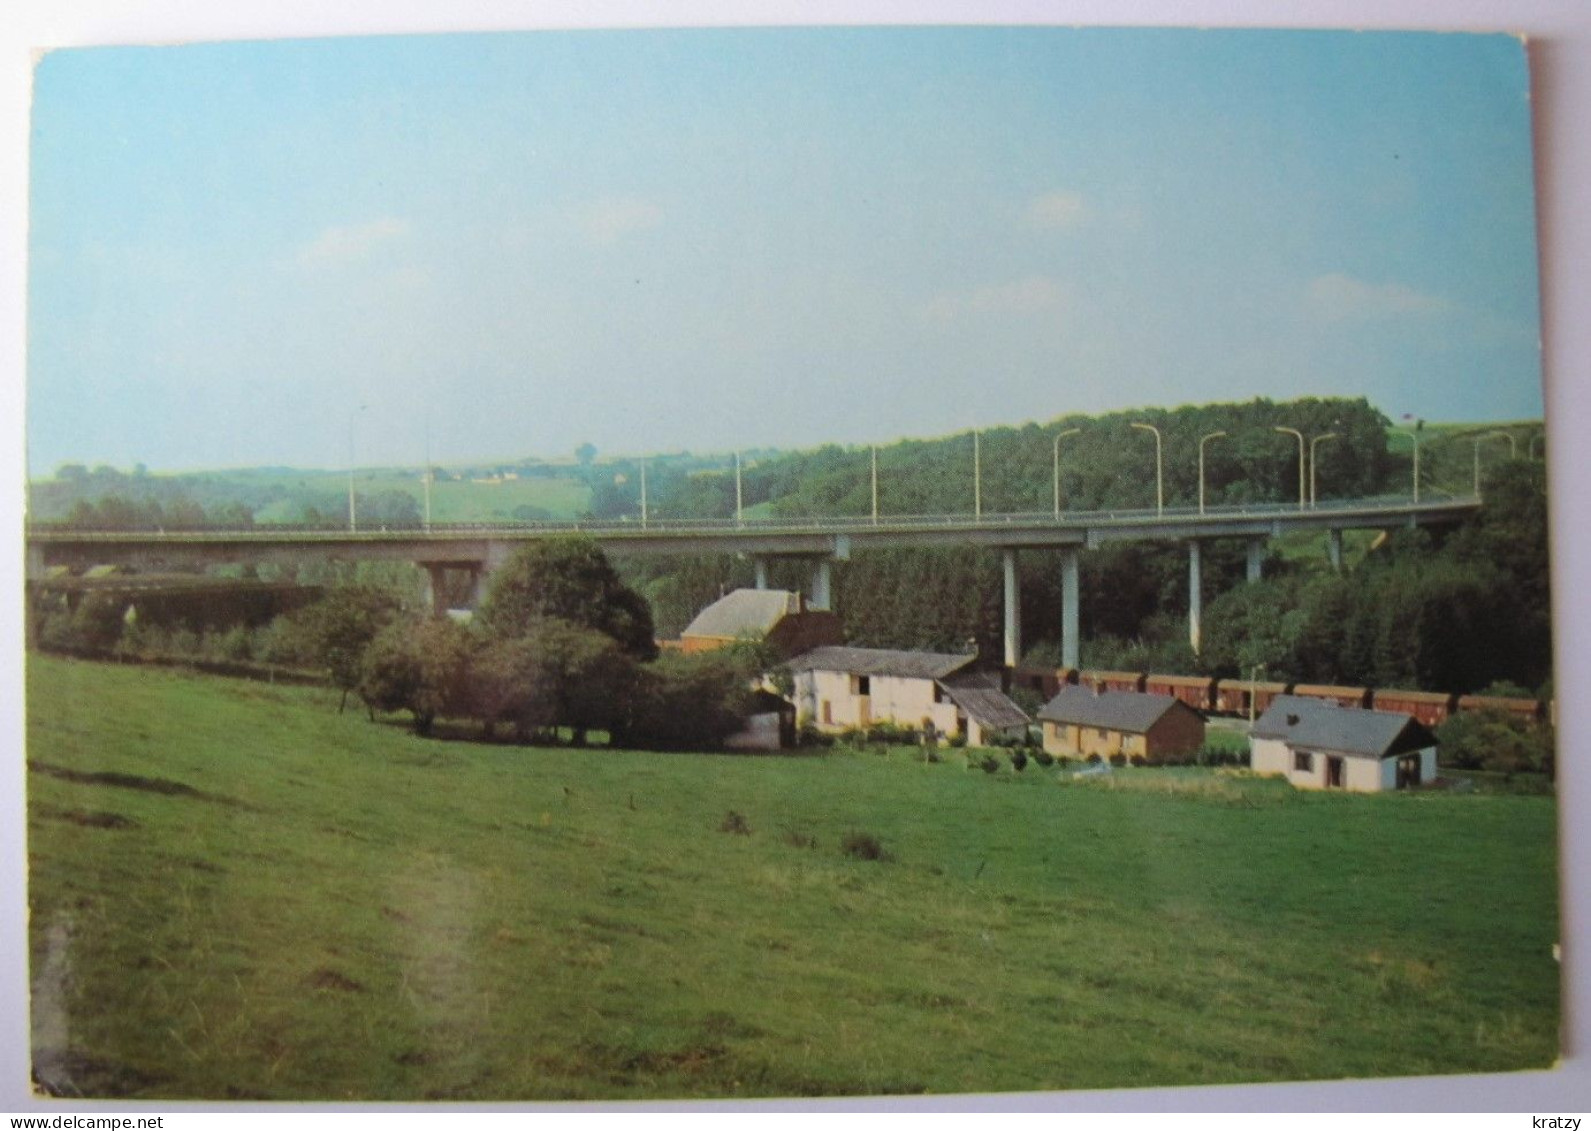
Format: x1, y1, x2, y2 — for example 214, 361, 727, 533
26, 493, 1480, 539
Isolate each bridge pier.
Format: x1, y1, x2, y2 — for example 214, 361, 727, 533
1327, 529, 1343, 572
1002, 549, 1021, 669
1061, 548, 1080, 670
26, 542, 46, 582
1246, 537, 1265, 583
809, 559, 833, 611
753, 557, 769, 590
1188, 540, 1203, 656
421, 563, 450, 616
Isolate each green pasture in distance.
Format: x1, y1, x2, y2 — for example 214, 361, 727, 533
25, 655, 1559, 1101
247, 470, 593, 523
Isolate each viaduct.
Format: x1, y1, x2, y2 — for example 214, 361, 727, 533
26, 496, 1479, 668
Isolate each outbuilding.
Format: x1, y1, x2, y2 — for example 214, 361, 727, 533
680, 588, 843, 659
787, 646, 1029, 747
1036, 686, 1206, 763
1249, 696, 1438, 791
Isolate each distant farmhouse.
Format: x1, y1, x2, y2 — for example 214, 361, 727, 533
788, 646, 1029, 746
1249, 696, 1438, 791
1037, 686, 1205, 763
678, 588, 842, 659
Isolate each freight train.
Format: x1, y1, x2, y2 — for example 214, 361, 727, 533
1010, 665, 1547, 727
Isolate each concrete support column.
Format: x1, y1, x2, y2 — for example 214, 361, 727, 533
421, 563, 450, 617
810, 559, 833, 611
1188, 540, 1203, 656
1246, 537, 1265, 583
25, 543, 46, 582
753, 557, 769, 590
467, 565, 491, 610
1002, 548, 1021, 669
1327, 529, 1343, 572
1061, 548, 1080, 670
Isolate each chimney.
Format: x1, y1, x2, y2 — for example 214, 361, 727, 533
1286, 713, 1300, 726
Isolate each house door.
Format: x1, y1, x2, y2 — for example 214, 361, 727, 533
1396, 754, 1421, 789
1325, 756, 1345, 789
858, 698, 871, 727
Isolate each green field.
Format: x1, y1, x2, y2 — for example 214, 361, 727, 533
249, 471, 593, 524
25, 656, 1560, 1100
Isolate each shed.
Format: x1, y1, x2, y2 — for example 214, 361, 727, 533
1037, 686, 1205, 763
1249, 696, 1437, 791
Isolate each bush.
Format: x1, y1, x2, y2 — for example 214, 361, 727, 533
1193, 743, 1245, 768
1108, 753, 1127, 767
796, 723, 835, 748
1010, 749, 1029, 772
947, 733, 966, 749
978, 753, 1001, 774
840, 830, 888, 861
1032, 749, 1055, 767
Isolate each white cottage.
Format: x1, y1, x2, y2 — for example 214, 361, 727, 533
787, 646, 1029, 746
1249, 696, 1439, 791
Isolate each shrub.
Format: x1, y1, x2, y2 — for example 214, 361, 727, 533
1108, 753, 1127, 767
796, 723, 835, 748
1032, 749, 1055, 768
1086, 753, 1102, 764
840, 830, 888, 861
1129, 754, 1146, 767
1010, 749, 1029, 772
978, 753, 1001, 774
719, 810, 751, 836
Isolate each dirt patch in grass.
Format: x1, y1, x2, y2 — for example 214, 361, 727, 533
28, 760, 249, 808
32, 1050, 163, 1098
36, 805, 137, 830
306, 968, 366, 993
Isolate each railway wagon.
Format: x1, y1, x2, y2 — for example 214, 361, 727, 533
1372, 688, 1458, 727
1012, 665, 1078, 699
1455, 694, 1546, 725
1213, 679, 1292, 718
1144, 673, 1216, 713
1291, 683, 1372, 709
1080, 669, 1147, 695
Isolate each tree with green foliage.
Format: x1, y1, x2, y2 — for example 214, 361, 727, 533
357, 616, 473, 735
293, 584, 404, 712
620, 649, 758, 750
476, 537, 657, 660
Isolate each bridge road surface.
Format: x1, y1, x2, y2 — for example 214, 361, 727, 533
27, 495, 1481, 670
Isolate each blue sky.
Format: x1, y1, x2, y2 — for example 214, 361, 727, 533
25, 26, 1543, 474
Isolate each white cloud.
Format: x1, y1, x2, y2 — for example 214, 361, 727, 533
294, 217, 411, 270
579, 197, 664, 245
1026, 191, 1087, 230
923, 275, 1073, 321
1305, 273, 1450, 322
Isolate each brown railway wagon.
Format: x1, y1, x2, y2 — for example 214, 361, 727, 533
1372, 689, 1458, 727
1291, 683, 1371, 709
1079, 669, 1147, 694
1456, 694, 1546, 725
1012, 665, 1078, 699
1144, 673, 1216, 712
1213, 679, 1292, 717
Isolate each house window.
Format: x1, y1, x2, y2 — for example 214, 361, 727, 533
933, 684, 944, 704
1294, 750, 1314, 773
851, 674, 871, 696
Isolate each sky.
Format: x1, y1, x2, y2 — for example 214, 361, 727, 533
24, 26, 1545, 475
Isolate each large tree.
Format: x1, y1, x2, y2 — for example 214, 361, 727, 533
476, 537, 658, 660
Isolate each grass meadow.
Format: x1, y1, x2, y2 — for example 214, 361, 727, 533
25, 655, 1560, 1100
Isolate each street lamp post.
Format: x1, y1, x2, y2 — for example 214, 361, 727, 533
347, 404, 367, 533
1130, 422, 1163, 516
1274, 426, 1305, 510
640, 461, 648, 528
973, 430, 982, 521
1198, 431, 1226, 516
871, 445, 879, 525
1394, 428, 1421, 503
423, 423, 433, 531
1309, 432, 1338, 508
1530, 432, 1545, 461
734, 451, 743, 526
1053, 427, 1082, 518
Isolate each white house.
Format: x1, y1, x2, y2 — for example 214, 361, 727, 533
1249, 696, 1439, 791
787, 646, 1029, 746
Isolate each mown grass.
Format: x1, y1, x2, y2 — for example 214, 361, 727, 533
25, 655, 1560, 1100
